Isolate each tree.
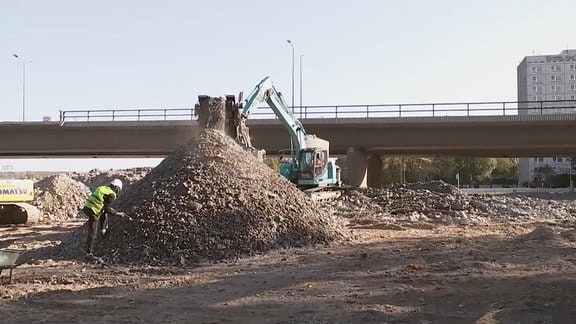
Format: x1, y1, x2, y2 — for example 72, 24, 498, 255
382, 156, 432, 185
454, 157, 497, 186
491, 158, 519, 183
431, 157, 457, 184
405, 157, 432, 183
533, 165, 554, 183
381, 157, 402, 184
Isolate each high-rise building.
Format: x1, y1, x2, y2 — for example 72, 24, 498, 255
517, 49, 576, 185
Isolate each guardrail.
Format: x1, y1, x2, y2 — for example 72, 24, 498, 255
59, 100, 576, 122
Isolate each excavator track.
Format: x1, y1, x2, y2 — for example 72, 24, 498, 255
303, 186, 343, 201
0, 203, 40, 225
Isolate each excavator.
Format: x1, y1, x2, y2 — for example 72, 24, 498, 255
0, 179, 40, 225
236, 76, 341, 199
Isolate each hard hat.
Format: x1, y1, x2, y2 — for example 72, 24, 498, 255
110, 179, 123, 191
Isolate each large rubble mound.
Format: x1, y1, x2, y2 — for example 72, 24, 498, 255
33, 174, 91, 222
61, 129, 345, 265
71, 167, 151, 191
326, 181, 576, 226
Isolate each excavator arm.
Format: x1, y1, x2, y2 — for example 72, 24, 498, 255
238, 76, 307, 152
236, 76, 341, 192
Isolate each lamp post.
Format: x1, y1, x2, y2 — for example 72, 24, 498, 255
286, 39, 295, 114
299, 54, 304, 118
13, 54, 31, 122
570, 166, 573, 192
569, 158, 574, 192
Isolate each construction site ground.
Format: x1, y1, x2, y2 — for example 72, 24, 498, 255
2, 220, 575, 323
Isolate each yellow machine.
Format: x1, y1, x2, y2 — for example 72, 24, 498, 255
0, 179, 40, 225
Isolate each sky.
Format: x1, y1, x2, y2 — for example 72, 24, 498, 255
1, 0, 575, 171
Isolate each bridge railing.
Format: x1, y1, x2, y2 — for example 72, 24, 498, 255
59, 100, 576, 122
59, 108, 196, 122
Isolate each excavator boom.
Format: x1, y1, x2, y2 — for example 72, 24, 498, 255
239, 76, 307, 152
235, 76, 341, 191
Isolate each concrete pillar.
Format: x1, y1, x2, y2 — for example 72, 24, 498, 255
346, 147, 367, 188
367, 153, 382, 188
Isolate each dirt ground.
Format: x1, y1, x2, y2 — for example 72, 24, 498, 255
1, 221, 575, 324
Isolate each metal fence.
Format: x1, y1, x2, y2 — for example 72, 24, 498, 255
59, 100, 576, 122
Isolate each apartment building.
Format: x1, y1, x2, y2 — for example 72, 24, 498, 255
517, 49, 576, 184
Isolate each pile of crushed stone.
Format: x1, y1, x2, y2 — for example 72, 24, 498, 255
71, 167, 151, 191
33, 174, 91, 222
325, 181, 576, 226
60, 129, 345, 265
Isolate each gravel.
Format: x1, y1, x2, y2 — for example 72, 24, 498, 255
33, 174, 91, 222
324, 181, 576, 226
59, 129, 346, 265
71, 167, 151, 191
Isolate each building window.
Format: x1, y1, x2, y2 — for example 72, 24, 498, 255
571, 64, 576, 70
551, 65, 562, 72
551, 75, 562, 81
552, 157, 564, 163
571, 95, 576, 100
532, 85, 543, 92
570, 75, 576, 81
532, 76, 543, 82
553, 95, 563, 100
531, 66, 543, 72
552, 85, 563, 91
571, 84, 576, 91
534, 157, 544, 162
532, 95, 544, 101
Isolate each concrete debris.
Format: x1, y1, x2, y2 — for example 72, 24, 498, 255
28, 153, 576, 264
31, 168, 149, 223
325, 181, 576, 227
71, 167, 151, 191
60, 129, 345, 265
33, 174, 91, 222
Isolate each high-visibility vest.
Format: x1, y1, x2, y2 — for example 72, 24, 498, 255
84, 185, 116, 216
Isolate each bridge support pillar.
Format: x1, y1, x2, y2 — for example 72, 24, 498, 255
346, 147, 367, 187
367, 153, 382, 188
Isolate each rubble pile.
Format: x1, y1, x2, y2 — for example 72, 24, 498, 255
62, 129, 344, 265
33, 174, 91, 222
326, 181, 576, 225
71, 167, 151, 191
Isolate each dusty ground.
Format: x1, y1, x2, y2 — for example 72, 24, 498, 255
1, 221, 576, 324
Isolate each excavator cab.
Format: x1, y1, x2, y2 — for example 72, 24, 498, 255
236, 76, 341, 195
278, 148, 327, 186
297, 149, 328, 181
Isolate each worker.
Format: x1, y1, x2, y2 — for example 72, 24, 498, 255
315, 153, 324, 167
82, 178, 126, 257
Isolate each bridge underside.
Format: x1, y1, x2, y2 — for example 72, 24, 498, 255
3, 116, 576, 187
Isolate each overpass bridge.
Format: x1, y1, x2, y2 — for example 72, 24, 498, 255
2, 100, 576, 186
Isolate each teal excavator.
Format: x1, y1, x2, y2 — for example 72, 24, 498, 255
236, 76, 341, 193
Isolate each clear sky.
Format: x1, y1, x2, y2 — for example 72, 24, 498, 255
1, 0, 575, 171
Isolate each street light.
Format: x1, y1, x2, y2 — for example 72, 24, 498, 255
286, 39, 295, 114
299, 54, 304, 118
13, 54, 31, 122
569, 158, 574, 192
